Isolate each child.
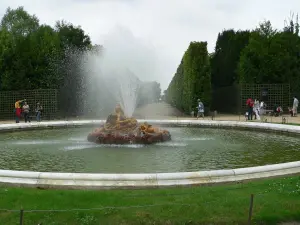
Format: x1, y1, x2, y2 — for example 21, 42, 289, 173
245, 112, 249, 120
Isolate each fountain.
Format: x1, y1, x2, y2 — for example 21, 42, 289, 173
87, 103, 171, 144
79, 26, 170, 144
79, 26, 161, 119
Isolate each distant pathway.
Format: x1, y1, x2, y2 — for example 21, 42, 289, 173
133, 102, 185, 118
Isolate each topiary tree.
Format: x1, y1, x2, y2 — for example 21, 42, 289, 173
182, 41, 211, 113
166, 41, 211, 114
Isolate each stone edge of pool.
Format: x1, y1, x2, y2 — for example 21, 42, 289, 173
0, 119, 299, 189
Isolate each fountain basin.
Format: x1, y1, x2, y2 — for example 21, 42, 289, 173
0, 120, 300, 189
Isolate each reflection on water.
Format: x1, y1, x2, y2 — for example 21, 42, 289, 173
0, 126, 300, 173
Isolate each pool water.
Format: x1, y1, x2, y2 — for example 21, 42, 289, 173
0, 126, 299, 173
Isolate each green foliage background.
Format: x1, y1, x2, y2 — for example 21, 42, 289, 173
1, 6, 300, 116
0, 6, 162, 118
166, 16, 300, 114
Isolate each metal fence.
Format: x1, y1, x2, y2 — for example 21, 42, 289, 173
0, 89, 58, 120
240, 83, 291, 112
211, 84, 291, 114
0, 84, 293, 120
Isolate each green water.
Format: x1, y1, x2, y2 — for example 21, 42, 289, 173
0, 127, 299, 173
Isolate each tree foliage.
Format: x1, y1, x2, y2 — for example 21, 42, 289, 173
238, 20, 300, 95
166, 14, 300, 113
0, 7, 92, 91
211, 29, 251, 88
55, 20, 91, 51
166, 42, 211, 113
1, 6, 39, 37
3, 6, 300, 116
0, 6, 162, 117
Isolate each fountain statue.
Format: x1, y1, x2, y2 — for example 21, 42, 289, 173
87, 104, 171, 144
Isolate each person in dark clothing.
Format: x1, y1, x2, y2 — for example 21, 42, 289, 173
35, 102, 43, 122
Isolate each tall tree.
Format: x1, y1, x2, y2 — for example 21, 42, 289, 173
211, 29, 251, 89
0, 6, 39, 37
55, 20, 91, 50
27, 25, 63, 88
238, 20, 290, 84
0, 7, 41, 90
166, 59, 184, 109
167, 42, 211, 113
0, 28, 14, 90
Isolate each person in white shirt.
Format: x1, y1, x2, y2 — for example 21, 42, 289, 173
260, 101, 265, 116
293, 96, 299, 116
253, 99, 260, 120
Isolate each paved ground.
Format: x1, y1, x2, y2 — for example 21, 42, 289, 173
2, 103, 300, 124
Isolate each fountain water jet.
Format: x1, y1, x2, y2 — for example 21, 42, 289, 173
80, 45, 142, 118
80, 26, 159, 118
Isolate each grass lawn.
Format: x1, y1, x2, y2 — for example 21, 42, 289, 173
0, 176, 299, 224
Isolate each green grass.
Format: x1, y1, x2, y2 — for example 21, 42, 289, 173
0, 176, 300, 224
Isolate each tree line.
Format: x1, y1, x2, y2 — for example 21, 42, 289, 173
165, 42, 211, 113
0, 6, 92, 90
0, 7, 161, 116
165, 15, 300, 114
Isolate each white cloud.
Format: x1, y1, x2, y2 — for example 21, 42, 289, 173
0, 0, 300, 89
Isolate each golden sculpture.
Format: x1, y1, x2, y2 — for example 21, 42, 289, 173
102, 104, 138, 132
87, 104, 171, 144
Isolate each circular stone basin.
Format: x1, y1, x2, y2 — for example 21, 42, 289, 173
1, 126, 300, 173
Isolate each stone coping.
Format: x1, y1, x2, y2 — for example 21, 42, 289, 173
0, 120, 299, 189
1, 119, 300, 133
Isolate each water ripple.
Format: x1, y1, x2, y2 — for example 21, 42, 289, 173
155, 142, 187, 147
63, 143, 145, 151
0, 127, 300, 173
11, 140, 62, 145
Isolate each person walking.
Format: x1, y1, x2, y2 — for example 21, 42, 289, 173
246, 97, 254, 120
22, 102, 30, 123
196, 99, 204, 119
293, 96, 299, 116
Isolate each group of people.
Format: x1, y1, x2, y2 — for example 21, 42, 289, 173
14, 99, 43, 123
246, 96, 299, 120
246, 98, 266, 121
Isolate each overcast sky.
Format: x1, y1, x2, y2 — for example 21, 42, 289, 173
1, 0, 300, 89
